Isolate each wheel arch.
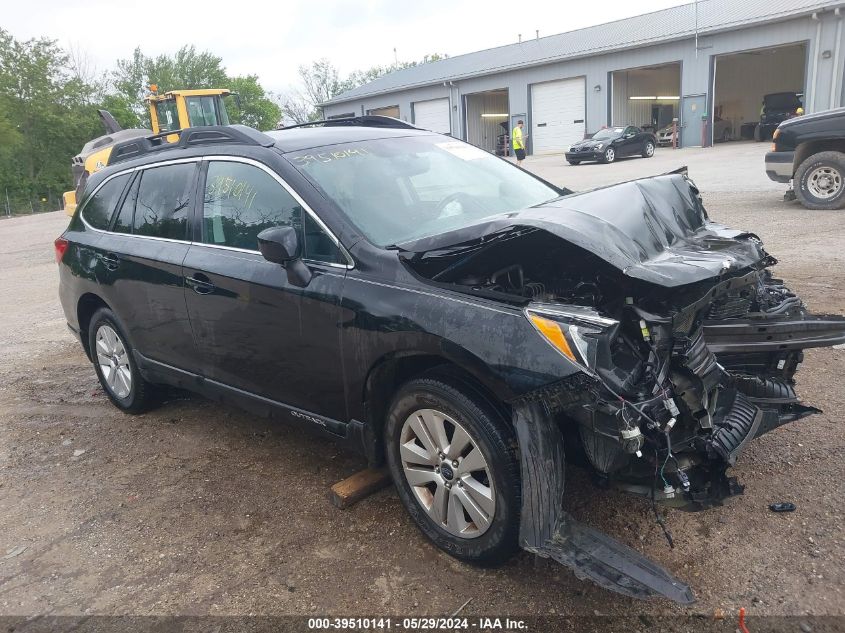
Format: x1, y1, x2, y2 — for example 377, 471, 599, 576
794, 140, 845, 174
361, 349, 514, 466
76, 293, 112, 361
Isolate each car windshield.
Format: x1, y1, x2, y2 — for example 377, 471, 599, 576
592, 128, 624, 140
286, 135, 561, 247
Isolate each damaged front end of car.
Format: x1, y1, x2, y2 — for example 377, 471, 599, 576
399, 172, 845, 603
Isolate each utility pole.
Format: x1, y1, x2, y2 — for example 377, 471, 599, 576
5, 188, 10, 217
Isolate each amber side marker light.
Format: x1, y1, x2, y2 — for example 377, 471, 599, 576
771, 128, 780, 152
527, 313, 578, 363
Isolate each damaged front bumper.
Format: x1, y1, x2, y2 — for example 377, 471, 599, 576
509, 271, 845, 603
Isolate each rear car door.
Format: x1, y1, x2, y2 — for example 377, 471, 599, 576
182, 157, 349, 419
93, 159, 199, 372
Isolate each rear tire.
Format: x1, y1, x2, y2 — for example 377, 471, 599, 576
794, 151, 845, 210
384, 376, 520, 566
641, 140, 655, 158
567, 160, 580, 165
88, 308, 156, 413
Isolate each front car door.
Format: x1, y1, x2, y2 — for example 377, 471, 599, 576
182, 157, 350, 421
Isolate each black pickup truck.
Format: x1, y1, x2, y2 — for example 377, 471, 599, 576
765, 107, 845, 210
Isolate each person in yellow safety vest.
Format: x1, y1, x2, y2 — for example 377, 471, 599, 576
512, 120, 527, 166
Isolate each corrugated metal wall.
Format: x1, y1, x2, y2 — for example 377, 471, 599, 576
464, 91, 509, 152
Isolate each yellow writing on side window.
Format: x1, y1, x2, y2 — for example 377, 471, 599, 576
207, 174, 258, 210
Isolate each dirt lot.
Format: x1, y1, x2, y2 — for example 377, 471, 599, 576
1, 142, 844, 624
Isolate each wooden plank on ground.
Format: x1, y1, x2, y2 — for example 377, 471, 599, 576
330, 468, 391, 509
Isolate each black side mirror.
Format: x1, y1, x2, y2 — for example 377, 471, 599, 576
257, 226, 312, 288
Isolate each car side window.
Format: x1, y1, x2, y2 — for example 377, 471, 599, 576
81, 173, 131, 230
203, 160, 344, 264
132, 163, 195, 240
111, 173, 139, 234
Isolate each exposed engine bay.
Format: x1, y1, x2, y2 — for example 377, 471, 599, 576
399, 173, 845, 602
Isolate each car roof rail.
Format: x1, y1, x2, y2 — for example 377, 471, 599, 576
276, 115, 419, 131
107, 125, 275, 167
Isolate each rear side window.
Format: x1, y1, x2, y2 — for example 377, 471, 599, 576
111, 174, 138, 235
132, 164, 195, 240
202, 161, 302, 251
81, 173, 130, 230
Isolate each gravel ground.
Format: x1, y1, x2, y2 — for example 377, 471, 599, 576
1, 142, 844, 625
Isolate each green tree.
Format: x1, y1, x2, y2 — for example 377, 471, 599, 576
226, 74, 280, 130
0, 29, 102, 209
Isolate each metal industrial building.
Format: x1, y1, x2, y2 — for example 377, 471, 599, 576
321, 0, 845, 153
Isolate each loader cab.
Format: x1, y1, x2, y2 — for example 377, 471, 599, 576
147, 89, 232, 134
63, 87, 235, 216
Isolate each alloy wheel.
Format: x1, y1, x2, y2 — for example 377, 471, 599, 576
806, 166, 843, 200
399, 408, 495, 538
605, 148, 615, 162
645, 142, 655, 157
95, 324, 132, 399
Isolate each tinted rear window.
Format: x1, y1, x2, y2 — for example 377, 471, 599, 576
81, 173, 130, 230
132, 164, 195, 240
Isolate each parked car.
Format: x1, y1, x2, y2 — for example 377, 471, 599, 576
656, 125, 677, 147
657, 116, 732, 147
755, 92, 803, 141
765, 106, 845, 209
57, 118, 845, 603
565, 125, 656, 164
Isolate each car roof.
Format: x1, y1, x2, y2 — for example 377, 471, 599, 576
266, 126, 437, 153
82, 124, 442, 199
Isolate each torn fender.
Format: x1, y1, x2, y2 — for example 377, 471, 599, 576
513, 399, 695, 604
399, 174, 766, 288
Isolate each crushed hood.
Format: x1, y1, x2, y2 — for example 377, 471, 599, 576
399, 173, 768, 288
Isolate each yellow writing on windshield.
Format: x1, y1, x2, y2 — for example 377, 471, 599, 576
291, 147, 371, 166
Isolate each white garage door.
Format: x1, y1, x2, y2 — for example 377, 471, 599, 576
530, 78, 586, 154
413, 98, 450, 133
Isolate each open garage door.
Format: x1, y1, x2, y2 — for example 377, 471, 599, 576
413, 98, 450, 134
714, 43, 806, 143
530, 77, 586, 154
368, 105, 400, 118
464, 89, 509, 154
611, 62, 681, 141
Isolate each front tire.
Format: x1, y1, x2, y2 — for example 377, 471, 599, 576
641, 140, 655, 158
567, 160, 580, 165
794, 151, 845, 210
385, 376, 520, 566
88, 308, 155, 413
602, 147, 616, 163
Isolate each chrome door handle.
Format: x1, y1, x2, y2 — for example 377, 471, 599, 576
185, 275, 215, 295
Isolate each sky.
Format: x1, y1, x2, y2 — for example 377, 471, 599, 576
3, 0, 690, 97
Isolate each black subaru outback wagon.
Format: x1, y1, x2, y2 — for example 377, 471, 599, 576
57, 118, 845, 603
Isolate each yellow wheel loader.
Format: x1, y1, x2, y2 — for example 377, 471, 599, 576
63, 88, 232, 215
